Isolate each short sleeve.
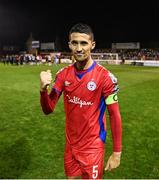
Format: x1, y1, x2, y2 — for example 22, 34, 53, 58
102, 71, 119, 98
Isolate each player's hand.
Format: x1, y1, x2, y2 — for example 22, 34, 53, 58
105, 152, 121, 171
40, 69, 52, 91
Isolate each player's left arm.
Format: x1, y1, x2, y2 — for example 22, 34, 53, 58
102, 71, 122, 171
105, 93, 122, 171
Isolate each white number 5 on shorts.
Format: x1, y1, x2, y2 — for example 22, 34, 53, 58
92, 165, 98, 179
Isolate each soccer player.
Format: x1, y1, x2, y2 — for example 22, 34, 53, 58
40, 23, 122, 179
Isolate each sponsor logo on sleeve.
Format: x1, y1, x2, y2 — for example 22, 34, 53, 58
108, 72, 118, 84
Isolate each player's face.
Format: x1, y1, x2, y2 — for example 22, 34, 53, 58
69, 33, 95, 62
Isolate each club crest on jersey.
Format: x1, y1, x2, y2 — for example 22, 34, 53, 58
87, 81, 96, 91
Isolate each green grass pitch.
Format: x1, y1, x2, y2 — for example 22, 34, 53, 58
0, 63, 159, 179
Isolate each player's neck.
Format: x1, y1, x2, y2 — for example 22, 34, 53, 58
75, 58, 93, 70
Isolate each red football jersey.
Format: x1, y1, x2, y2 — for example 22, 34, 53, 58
51, 61, 119, 152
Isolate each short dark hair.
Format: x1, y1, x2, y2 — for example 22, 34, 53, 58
69, 23, 94, 41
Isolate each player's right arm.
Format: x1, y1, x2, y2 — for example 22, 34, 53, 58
40, 70, 62, 115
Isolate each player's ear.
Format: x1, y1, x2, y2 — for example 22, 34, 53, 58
68, 42, 72, 50
91, 41, 96, 50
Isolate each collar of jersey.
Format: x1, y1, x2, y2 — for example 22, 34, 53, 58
75, 61, 96, 79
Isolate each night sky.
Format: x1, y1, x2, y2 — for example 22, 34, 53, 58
1, 0, 159, 49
